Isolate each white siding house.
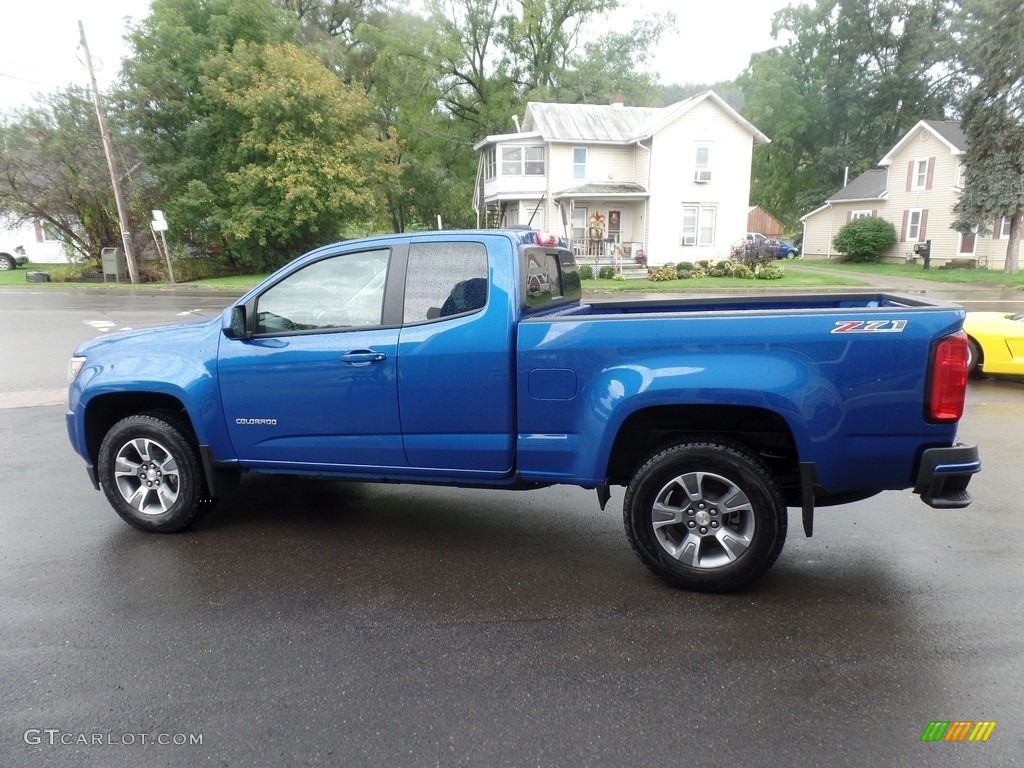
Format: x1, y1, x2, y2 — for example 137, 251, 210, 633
0, 216, 68, 264
473, 92, 769, 267
802, 120, 1017, 270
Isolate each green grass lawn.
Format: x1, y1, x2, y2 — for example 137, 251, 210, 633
793, 260, 1024, 287
0, 264, 269, 291
5, 259, 1022, 294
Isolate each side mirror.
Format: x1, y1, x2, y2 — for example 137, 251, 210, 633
223, 305, 250, 339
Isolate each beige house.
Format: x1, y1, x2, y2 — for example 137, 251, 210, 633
801, 120, 1014, 269
473, 92, 769, 267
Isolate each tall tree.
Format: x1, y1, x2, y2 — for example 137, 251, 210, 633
356, 11, 480, 232
119, 0, 400, 267
953, 0, 1024, 274
179, 41, 398, 269
0, 88, 148, 266
739, 0, 968, 229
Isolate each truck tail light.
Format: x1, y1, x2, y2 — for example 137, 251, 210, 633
928, 332, 968, 422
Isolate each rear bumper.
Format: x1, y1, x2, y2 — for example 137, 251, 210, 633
914, 443, 981, 509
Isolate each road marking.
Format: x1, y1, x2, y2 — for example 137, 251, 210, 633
82, 320, 132, 332
2, 388, 67, 410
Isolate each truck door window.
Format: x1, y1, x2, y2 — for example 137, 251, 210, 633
403, 242, 488, 323
254, 249, 390, 334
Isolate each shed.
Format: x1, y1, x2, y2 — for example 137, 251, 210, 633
746, 206, 784, 239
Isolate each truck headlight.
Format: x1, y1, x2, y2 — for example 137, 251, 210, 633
67, 356, 87, 384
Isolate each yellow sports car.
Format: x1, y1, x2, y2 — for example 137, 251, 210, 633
963, 311, 1024, 375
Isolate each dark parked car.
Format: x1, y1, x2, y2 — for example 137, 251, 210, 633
744, 233, 800, 259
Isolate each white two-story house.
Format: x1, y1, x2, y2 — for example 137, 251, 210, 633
472, 91, 769, 267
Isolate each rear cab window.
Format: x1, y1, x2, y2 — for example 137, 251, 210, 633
520, 244, 581, 313
403, 242, 489, 323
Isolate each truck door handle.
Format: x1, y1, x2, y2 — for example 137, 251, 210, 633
340, 350, 387, 365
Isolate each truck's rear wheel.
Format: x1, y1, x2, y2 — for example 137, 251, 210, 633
97, 412, 212, 532
623, 439, 787, 592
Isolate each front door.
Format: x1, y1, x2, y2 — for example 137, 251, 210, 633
218, 247, 405, 469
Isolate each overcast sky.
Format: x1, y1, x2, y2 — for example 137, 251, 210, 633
0, 0, 800, 110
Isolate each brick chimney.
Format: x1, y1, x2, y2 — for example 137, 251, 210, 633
609, 92, 625, 108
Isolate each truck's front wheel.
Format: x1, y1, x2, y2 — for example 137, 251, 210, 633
97, 412, 212, 532
623, 439, 787, 592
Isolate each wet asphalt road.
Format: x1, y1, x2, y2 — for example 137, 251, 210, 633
1, 286, 1023, 767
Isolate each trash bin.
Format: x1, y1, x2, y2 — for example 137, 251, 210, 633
101, 247, 127, 282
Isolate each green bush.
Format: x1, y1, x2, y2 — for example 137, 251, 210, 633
832, 217, 897, 263
598, 266, 616, 280
648, 265, 678, 282
677, 269, 693, 280
732, 264, 754, 279
730, 240, 776, 268
676, 261, 695, 272
578, 264, 594, 280
756, 263, 785, 280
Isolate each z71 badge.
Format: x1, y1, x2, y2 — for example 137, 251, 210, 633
832, 319, 908, 334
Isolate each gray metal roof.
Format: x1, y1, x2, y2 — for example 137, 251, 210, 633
827, 169, 888, 202
512, 91, 769, 146
521, 102, 664, 143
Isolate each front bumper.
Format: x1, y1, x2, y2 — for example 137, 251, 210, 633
914, 442, 981, 509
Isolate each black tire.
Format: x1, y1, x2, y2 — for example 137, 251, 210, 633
623, 439, 787, 593
0, 254, 15, 271
97, 411, 214, 532
966, 337, 982, 376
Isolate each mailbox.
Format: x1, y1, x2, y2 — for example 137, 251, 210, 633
101, 247, 127, 282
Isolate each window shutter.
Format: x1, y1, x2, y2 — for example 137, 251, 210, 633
33, 221, 44, 242
919, 210, 929, 241
847, 211, 852, 223
901, 210, 910, 241
906, 161, 914, 192
871, 210, 878, 217
925, 158, 936, 190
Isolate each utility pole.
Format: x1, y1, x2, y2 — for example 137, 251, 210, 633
79, 20, 139, 284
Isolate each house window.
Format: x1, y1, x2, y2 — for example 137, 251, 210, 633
693, 145, 712, 183
501, 145, 544, 176
995, 217, 1012, 239
525, 147, 545, 175
908, 157, 935, 191
904, 209, 927, 241
484, 148, 496, 180
573, 147, 587, 179
851, 210, 873, 220
912, 159, 928, 190
522, 204, 543, 231
571, 207, 588, 241
681, 205, 716, 246
501, 146, 523, 176
959, 229, 977, 255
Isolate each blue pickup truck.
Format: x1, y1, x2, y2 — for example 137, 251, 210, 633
66, 230, 980, 592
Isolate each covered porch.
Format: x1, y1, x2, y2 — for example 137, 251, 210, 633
554, 183, 650, 275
